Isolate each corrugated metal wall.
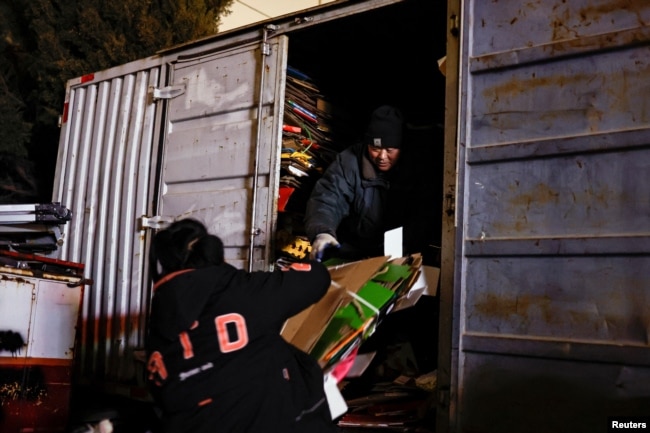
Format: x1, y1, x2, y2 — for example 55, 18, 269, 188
452, 1, 650, 431
53, 62, 164, 387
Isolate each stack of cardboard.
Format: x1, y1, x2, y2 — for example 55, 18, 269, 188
276, 66, 357, 262
277, 67, 330, 261
281, 253, 438, 429
282, 253, 428, 370
278, 66, 336, 216
337, 373, 436, 431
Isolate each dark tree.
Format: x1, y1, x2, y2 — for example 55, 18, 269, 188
0, 0, 234, 203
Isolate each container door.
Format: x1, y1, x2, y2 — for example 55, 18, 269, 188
451, 1, 650, 431
53, 58, 166, 383
156, 35, 288, 271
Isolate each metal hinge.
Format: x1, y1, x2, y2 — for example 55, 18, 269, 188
450, 13, 460, 37
139, 215, 175, 230
444, 192, 456, 217
261, 24, 278, 56
149, 84, 186, 102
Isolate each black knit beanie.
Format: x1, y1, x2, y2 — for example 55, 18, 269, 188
364, 105, 404, 149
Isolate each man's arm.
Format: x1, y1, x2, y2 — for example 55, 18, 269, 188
304, 152, 354, 241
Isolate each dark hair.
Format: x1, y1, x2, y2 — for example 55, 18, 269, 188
149, 218, 224, 282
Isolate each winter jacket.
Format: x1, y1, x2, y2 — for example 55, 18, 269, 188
304, 143, 408, 259
145, 261, 337, 433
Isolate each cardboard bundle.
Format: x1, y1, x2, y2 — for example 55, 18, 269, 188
281, 254, 428, 371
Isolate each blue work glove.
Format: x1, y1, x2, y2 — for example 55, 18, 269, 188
310, 233, 340, 262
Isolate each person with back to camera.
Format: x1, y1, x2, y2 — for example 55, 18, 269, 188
145, 218, 338, 433
305, 104, 411, 262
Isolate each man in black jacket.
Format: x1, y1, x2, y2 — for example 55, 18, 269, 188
146, 219, 337, 433
305, 105, 410, 261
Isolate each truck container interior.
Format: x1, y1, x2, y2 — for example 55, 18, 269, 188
280, 0, 446, 257
277, 0, 448, 429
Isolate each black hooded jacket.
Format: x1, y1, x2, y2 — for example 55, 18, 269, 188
146, 260, 336, 433
304, 143, 409, 258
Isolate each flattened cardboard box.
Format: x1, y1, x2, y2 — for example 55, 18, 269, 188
281, 256, 390, 353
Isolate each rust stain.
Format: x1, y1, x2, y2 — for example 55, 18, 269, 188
579, 1, 649, 27
474, 293, 555, 323
474, 293, 517, 318
484, 72, 593, 98
549, 1, 650, 42
483, 43, 650, 103
508, 183, 560, 207
550, 7, 578, 42
0, 275, 28, 284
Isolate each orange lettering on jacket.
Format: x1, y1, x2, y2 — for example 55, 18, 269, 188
147, 351, 168, 385
288, 263, 312, 272
215, 313, 249, 353
179, 331, 194, 359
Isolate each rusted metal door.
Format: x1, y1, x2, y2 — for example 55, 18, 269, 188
449, 1, 650, 431
156, 33, 288, 271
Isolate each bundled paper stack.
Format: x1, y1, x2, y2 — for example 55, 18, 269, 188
282, 254, 427, 371
337, 373, 436, 431
278, 66, 336, 216
277, 66, 354, 262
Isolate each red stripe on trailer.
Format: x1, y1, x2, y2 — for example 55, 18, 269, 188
62, 101, 69, 124
80, 73, 95, 83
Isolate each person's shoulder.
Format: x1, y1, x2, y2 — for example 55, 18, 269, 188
334, 143, 363, 168
342, 142, 364, 157
190, 262, 238, 283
